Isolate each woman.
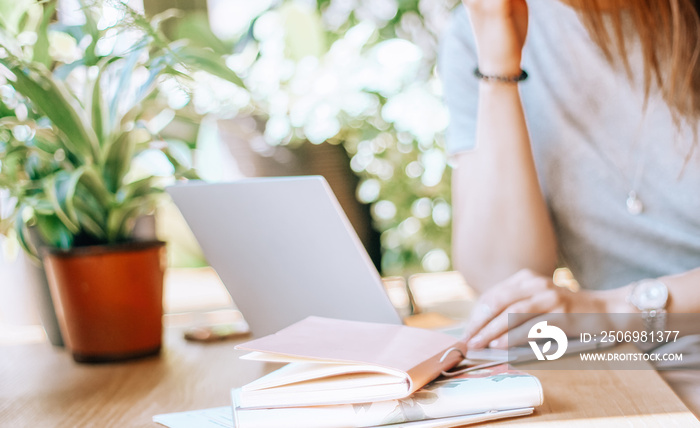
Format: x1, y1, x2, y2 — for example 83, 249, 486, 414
440, 0, 700, 350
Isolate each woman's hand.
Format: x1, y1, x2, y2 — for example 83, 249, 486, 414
463, 0, 529, 75
463, 269, 629, 349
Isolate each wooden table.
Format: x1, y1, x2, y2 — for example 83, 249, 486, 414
1, 325, 698, 427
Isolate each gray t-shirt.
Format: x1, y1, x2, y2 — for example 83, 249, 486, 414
439, 0, 700, 290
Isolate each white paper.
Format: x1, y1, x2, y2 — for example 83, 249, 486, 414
153, 406, 534, 428
153, 406, 234, 428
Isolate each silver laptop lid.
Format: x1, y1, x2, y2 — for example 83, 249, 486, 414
167, 176, 402, 337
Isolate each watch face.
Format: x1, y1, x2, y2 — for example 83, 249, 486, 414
632, 280, 668, 311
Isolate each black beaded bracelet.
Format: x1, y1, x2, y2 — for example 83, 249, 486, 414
473, 67, 528, 83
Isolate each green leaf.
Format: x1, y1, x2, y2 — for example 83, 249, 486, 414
173, 11, 232, 55
24, 197, 53, 215
108, 48, 141, 129
42, 173, 80, 234
33, 128, 64, 156
118, 176, 156, 201
106, 193, 160, 242
77, 166, 111, 208
89, 61, 108, 144
15, 206, 39, 261
74, 208, 106, 239
71, 179, 108, 242
171, 44, 245, 88
32, 1, 56, 67
77, 0, 100, 65
73, 186, 105, 222
61, 166, 88, 226
3, 60, 100, 162
35, 212, 74, 249
102, 131, 136, 193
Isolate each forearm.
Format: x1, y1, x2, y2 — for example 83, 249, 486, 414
602, 267, 700, 314
452, 82, 558, 291
452, 0, 558, 291
663, 268, 700, 313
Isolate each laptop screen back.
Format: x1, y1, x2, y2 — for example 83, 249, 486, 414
167, 176, 402, 336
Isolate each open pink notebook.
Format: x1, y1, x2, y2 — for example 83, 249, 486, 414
234, 316, 467, 408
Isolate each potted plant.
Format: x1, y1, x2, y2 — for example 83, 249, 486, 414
0, 0, 242, 362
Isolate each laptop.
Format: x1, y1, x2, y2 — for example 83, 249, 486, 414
167, 176, 402, 337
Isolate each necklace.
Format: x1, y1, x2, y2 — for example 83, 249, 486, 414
594, 107, 651, 216
622, 106, 656, 215
624, 140, 646, 215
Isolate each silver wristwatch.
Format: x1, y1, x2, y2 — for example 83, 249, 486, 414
628, 279, 668, 333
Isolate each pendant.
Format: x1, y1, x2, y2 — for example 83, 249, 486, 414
626, 191, 643, 215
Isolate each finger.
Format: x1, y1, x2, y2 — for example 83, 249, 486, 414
490, 311, 555, 349
467, 308, 519, 349
466, 270, 533, 330
485, 308, 565, 350
463, 301, 497, 340
488, 332, 509, 349
464, 270, 547, 339
467, 289, 561, 349
498, 302, 569, 349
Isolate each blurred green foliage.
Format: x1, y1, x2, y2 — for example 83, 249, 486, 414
181, 0, 458, 275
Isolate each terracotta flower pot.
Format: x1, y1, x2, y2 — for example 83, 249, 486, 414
43, 241, 166, 363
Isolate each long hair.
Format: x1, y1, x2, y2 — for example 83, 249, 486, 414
571, 0, 700, 125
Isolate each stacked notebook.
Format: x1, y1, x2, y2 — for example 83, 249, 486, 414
230, 316, 543, 427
